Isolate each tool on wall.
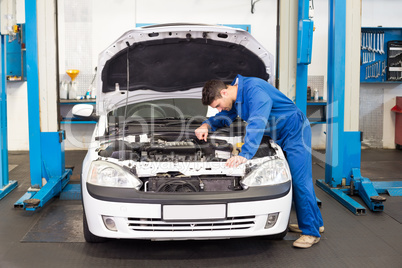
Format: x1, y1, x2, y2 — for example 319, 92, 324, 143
365, 60, 385, 79
361, 31, 385, 54
361, 30, 386, 82
387, 41, 402, 81
361, 28, 402, 83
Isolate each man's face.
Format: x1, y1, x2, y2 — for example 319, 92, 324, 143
210, 89, 233, 112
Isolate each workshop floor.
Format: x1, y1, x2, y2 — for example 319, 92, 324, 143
1, 149, 401, 268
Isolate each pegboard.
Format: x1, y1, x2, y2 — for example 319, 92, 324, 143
308, 75, 324, 97
360, 27, 402, 83
60, 0, 94, 97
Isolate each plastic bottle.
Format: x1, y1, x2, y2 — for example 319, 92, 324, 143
68, 81, 77, 100
60, 81, 68, 99
89, 84, 96, 99
314, 88, 319, 101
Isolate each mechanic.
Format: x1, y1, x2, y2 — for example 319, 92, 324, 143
195, 74, 324, 249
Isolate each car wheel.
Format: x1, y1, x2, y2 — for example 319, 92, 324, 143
262, 229, 288, 240
83, 211, 107, 243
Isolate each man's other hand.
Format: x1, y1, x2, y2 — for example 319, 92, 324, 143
195, 123, 210, 141
226, 155, 247, 168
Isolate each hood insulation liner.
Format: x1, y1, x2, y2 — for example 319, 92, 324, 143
101, 37, 269, 93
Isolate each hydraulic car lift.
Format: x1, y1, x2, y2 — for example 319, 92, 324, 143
0, 33, 18, 200
13, 0, 73, 211
4, 0, 400, 213
313, 0, 402, 215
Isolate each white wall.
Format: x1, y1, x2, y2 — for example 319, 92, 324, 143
135, 0, 278, 61
7, 82, 29, 150
383, 85, 401, 148
308, 0, 328, 96
308, 0, 328, 149
91, 0, 136, 68
310, 0, 402, 149
7, 0, 402, 150
57, 0, 277, 97
361, 0, 402, 149
58, 0, 278, 150
7, 0, 28, 151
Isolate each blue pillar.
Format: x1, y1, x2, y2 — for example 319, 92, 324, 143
316, 0, 400, 215
14, 0, 72, 210
0, 34, 18, 200
25, 0, 42, 187
296, 0, 314, 115
325, 0, 346, 187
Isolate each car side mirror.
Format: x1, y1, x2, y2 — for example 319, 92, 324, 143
72, 104, 99, 121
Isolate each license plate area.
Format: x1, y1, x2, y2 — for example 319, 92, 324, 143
162, 204, 227, 221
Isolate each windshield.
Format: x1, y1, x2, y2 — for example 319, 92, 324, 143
108, 98, 208, 119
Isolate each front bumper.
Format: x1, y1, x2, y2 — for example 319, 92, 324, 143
86, 180, 291, 204
83, 181, 292, 240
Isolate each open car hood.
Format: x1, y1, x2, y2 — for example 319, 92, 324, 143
96, 24, 274, 114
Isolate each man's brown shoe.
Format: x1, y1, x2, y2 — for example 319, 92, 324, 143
293, 235, 320, 248
289, 224, 324, 233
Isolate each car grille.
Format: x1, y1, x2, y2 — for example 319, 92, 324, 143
127, 216, 256, 232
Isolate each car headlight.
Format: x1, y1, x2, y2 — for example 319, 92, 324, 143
87, 160, 142, 190
241, 158, 291, 188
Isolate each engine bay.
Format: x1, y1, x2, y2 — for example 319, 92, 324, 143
96, 133, 277, 193
97, 133, 276, 162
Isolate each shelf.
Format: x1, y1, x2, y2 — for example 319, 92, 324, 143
60, 120, 96, 124
360, 27, 402, 83
307, 101, 327, 124
307, 100, 327, 106
59, 100, 96, 124
60, 99, 96, 105
309, 120, 327, 125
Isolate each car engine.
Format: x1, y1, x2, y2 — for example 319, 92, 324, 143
97, 134, 276, 193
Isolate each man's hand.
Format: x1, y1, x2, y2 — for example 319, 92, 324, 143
226, 155, 247, 168
195, 123, 210, 141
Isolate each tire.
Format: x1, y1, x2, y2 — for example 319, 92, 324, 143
396, 144, 402, 150
261, 229, 288, 240
83, 211, 107, 243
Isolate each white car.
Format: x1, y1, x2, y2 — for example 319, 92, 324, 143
73, 24, 292, 242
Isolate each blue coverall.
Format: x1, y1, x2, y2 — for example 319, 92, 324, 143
204, 74, 324, 237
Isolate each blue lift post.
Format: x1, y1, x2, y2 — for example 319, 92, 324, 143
0, 33, 18, 200
295, 0, 314, 115
14, 0, 72, 211
295, 0, 321, 207
316, 0, 402, 215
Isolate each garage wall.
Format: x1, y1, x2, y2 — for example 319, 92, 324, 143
308, 0, 328, 149
309, 0, 402, 149
7, 0, 28, 151
57, 0, 278, 98
57, 0, 136, 149
6, 0, 402, 150
361, 0, 402, 149
58, 0, 279, 150
7, 82, 29, 150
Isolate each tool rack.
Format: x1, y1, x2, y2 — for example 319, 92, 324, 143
360, 27, 402, 83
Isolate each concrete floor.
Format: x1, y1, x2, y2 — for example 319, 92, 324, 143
1, 149, 401, 268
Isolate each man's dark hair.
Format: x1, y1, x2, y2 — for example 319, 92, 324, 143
202, 80, 228, 105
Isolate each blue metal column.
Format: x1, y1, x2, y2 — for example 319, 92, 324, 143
0, 34, 18, 200
14, 0, 72, 210
316, 0, 402, 215
325, 0, 346, 186
316, 0, 363, 214
25, 0, 42, 187
295, 0, 314, 115
295, 0, 321, 207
